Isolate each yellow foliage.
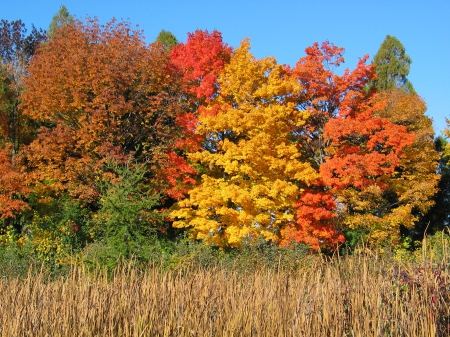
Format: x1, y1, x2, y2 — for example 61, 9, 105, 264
172, 40, 316, 248
25, 214, 75, 265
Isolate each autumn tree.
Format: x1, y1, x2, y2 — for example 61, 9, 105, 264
292, 41, 375, 169
164, 30, 233, 200
288, 42, 419, 248
172, 39, 317, 248
371, 35, 415, 94
22, 18, 187, 212
283, 42, 375, 248
0, 19, 46, 151
321, 95, 416, 246
170, 29, 232, 102
373, 89, 439, 240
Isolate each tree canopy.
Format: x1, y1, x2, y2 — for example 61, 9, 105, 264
372, 35, 415, 93
0, 18, 443, 260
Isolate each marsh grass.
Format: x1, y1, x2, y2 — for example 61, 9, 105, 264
1, 237, 449, 336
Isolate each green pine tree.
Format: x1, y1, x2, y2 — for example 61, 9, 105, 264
372, 35, 415, 93
48, 5, 74, 38
155, 30, 178, 52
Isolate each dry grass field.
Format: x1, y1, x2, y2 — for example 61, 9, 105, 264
1, 243, 449, 336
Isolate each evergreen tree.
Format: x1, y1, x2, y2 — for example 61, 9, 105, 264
372, 35, 415, 93
48, 5, 74, 38
155, 30, 178, 52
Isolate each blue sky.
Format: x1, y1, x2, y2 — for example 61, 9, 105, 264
2, 1, 449, 134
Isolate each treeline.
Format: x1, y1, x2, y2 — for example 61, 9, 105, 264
0, 7, 449, 267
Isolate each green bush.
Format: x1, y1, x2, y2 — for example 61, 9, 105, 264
82, 160, 166, 271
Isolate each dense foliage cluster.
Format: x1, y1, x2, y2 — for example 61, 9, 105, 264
0, 12, 446, 265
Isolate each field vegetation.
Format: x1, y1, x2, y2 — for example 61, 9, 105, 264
1, 231, 449, 336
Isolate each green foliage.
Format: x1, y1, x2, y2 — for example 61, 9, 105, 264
0, 240, 37, 278
372, 35, 415, 93
84, 160, 165, 270
48, 5, 74, 38
0, 223, 58, 278
155, 29, 178, 52
342, 228, 369, 253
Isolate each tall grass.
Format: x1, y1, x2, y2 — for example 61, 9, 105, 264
1, 240, 449, 336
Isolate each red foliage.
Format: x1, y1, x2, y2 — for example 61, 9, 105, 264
163, 30, 233, 199
170, 30, 232, 101
281, 187, 344, 249
163, 151, 198, 200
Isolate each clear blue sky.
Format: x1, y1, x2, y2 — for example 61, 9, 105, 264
2, 1, 449, 134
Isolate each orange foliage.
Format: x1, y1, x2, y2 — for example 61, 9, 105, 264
0, 144, 29, 219
282, 41, 376, 248
285, 41, 418, 248
322, 103, 415, 190
21, 18, 191, 201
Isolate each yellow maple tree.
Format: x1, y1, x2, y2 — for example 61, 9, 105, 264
171, 40, 317, 248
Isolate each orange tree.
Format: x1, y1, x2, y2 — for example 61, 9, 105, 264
19, 18, 192, 255
22, 18, 187, 201
374, 89, 439, 241
287, 42, 426, 248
